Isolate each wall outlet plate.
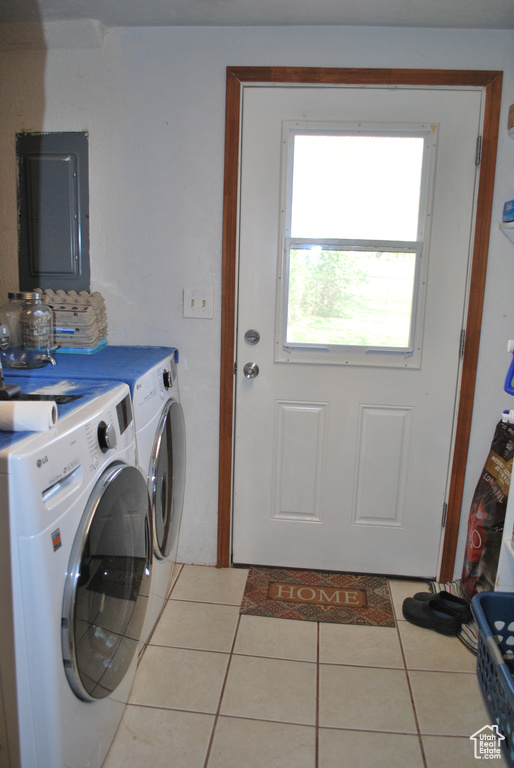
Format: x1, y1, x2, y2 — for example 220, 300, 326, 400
183, 287, 214, 318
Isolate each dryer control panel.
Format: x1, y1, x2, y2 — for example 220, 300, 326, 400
133, 357, 178, 423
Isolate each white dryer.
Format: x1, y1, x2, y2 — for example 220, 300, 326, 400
128, 351, 185, 650
5, 346, 186, 651
0, 377, 151, 768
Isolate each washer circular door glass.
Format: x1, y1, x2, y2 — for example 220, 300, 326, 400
150, 399, 185, 560
62, 462, 151, 701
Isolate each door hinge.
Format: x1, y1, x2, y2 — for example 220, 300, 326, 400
441, 502, 448, 528
475, 135, 482, 166
233, 361, 237, 374
459, 329, 466, 359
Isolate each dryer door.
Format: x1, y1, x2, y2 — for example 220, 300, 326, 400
150, 399, 186, 560
62, 462, 151, 701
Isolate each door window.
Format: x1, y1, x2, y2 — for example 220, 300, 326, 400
276, 124, 436, 367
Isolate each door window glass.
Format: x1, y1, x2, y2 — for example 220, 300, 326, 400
287, 247, 417, 348
277, 124, 435, 366
290, 134, 424, 241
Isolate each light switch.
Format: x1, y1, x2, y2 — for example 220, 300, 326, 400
183, 287, 214, 319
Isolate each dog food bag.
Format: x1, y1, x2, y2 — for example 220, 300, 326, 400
461, 419, 514, 600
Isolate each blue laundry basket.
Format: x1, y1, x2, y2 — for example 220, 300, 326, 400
471, 591, 514, 766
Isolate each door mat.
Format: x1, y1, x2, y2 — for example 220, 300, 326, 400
429, 579, 478, 655
240, 567, 395, 627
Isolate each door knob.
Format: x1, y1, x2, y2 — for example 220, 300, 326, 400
243, 362, 259, 379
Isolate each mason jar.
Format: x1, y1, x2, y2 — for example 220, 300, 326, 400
8, 291, 54, 368
0, 292, 24, 367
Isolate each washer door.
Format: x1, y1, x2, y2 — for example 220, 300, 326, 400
150, 399, 186, 560
62, 462, 151, 701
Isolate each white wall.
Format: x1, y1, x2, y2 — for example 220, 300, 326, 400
0, 23, 513, 574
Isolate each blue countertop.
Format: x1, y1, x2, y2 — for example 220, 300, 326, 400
0, 377, 125, 450
3, 345, 178, 394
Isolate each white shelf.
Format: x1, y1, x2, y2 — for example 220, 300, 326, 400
500, 222, 514, 243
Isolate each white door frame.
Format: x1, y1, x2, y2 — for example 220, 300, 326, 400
217, 67, 503, 581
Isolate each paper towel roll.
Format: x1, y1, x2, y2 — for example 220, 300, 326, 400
0, 400, 58, 432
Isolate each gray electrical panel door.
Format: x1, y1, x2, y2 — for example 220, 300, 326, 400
17, 132, 90, 292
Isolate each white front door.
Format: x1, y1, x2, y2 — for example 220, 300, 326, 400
232, 84, 483, 577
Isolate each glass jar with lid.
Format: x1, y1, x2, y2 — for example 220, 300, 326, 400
0, 291, 54, 368
0, 292, 24, 367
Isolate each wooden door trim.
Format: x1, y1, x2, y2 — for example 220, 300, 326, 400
217, 67, 503, 579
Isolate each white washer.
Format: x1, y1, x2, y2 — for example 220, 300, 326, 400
4, 346, 186, 651
0, 377, 151, 768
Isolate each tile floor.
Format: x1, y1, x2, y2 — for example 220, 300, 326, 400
103, 564, 506, 768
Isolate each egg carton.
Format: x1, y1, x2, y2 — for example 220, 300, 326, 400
53, 304, 97, 329
54, 328, 103, 347
38, 289, 108, 333
36, 289, 108, 346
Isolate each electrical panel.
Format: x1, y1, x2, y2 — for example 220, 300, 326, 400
17, 132, 90, 291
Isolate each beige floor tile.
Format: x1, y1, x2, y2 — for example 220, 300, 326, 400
171, 565, 249, 605
207, 716, 316, 768
398, 619, 476, 672
234, 615, 317, 661
129, 646, 229, 713
103, 705, 214, 768
220, 654, 317, 725
422, 734, 509, 767
319, 728, 424, 768
319, 664, 417, 733
151, 599, 240, 652
107, 570, 498, 768
409, 670, 490, 736
168, 562, 183, 593
388, 579, 430, 620
319, 623, 403, 668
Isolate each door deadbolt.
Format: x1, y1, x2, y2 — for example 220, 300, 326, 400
244, 329, 260, 345
243, 362, 259, 379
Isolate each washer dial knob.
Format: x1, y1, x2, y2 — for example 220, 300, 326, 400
163, 369, 172, 389
98, 421, 117, 452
